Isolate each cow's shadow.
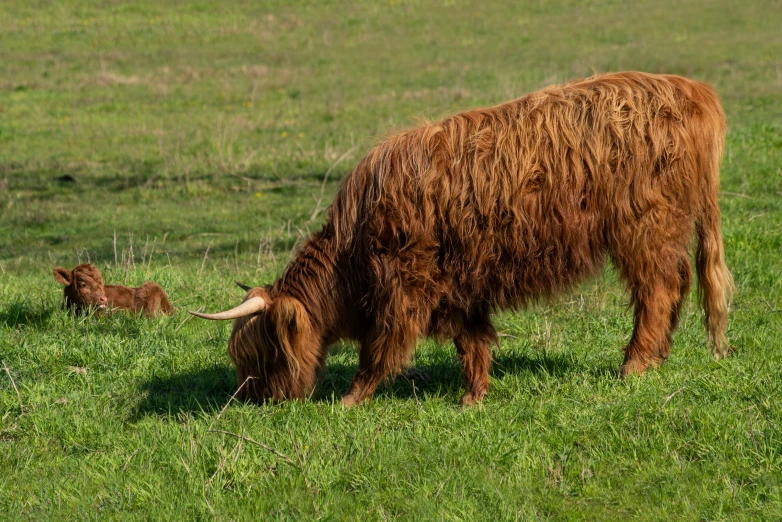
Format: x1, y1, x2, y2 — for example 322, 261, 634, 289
133, 364, 237, 418
133, 348, 605, 416
314, 349, 606, 402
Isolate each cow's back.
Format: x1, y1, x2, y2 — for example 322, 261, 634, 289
330, 72, 725, 320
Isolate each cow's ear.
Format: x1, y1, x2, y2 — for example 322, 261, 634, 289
53, 267, 72, 285
270, 296, 312, 346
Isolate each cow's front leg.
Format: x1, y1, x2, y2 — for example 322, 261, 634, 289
341, 323, 421, 407
454, 316, 496, 406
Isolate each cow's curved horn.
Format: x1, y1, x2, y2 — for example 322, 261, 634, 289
234, 280, 252, 292
189, 296, 267, 320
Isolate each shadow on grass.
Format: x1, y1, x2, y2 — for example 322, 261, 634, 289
133, 364, 237, 418
0, 301, 53, 329
132, 348, 611, 416
315, 349, 593, 402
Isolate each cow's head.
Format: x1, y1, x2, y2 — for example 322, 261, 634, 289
53, 264, 108, 313
190, 282, 320, 403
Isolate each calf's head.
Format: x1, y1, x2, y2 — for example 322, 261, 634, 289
191, 285, 321, 403
53, 264, 108, 313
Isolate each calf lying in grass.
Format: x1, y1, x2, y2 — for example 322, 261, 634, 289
53, 264, 174, 317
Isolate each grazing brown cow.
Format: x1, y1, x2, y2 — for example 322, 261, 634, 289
54, 264, 175, 317
192, 72, 733, 406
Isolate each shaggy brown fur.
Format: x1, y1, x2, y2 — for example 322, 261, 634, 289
204, 72, 733, 406
54, 264, 175, 317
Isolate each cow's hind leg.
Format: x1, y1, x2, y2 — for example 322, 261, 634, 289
658, 256, 692, 362
454, 315, 496, 406
619, 254, 689, 377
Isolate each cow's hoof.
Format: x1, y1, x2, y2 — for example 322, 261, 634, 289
620, 357, 666, 378
459, 391, 485, 407
340, 394, 363, 408
619, 359, 648, 378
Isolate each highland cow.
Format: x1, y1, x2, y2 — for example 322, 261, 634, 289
54, 264, 175, 317
192, 72, 733, 406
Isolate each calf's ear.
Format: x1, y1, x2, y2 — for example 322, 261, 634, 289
53, 267, 72, 285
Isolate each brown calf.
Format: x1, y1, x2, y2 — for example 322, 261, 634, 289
54, 264, 174, 317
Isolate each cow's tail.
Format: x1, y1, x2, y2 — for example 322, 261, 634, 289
695, 96, 734, 359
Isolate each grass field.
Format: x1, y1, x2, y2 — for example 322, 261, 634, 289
1, 0, 781, 519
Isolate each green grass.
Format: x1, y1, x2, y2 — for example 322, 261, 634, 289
1, 0, 781, 519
